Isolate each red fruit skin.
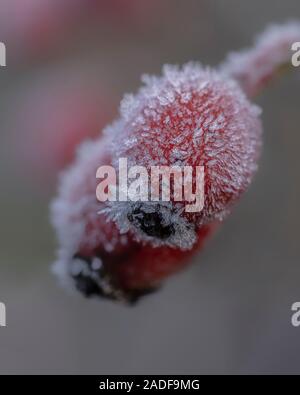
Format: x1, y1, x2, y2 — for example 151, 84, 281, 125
112, 224, 217, 291
73, 222, 216, 299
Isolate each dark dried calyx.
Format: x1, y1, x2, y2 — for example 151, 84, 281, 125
70, 254, 157, 305
127, 204, 175, 240
75, 272, 103, 298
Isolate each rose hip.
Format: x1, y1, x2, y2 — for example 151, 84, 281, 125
107, 63, 262, 250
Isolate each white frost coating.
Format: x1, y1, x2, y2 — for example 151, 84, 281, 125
220, 21, 300, 97
51, 135, 130, 289
102, 200, 197, 250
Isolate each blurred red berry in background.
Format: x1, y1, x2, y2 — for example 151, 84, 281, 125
11, 68, 116, 189
0, 0, 84, 58
0, 0, 166, 61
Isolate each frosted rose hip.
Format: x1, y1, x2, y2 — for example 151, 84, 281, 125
51, 22, 300, 304
106, 63, 262, 249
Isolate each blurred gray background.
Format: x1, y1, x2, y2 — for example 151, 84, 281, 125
0, 0, 300, 374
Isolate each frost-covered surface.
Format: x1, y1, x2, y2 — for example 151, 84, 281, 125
51, 136, 131, 290
220, 21, 300, 97
103, 200, 197, 250
108, 63, 262, 245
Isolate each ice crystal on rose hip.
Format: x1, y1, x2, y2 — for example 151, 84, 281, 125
51, 135, 216, 302
105, 63, 262, 249
221, 21, 300, 97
